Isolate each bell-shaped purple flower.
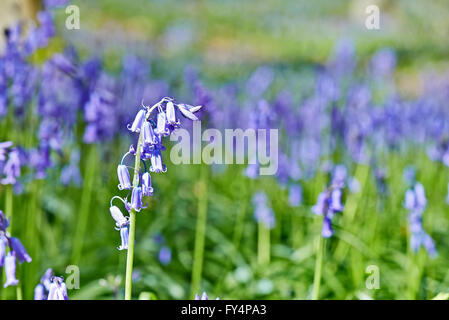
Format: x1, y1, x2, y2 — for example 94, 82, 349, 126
10, 237, 32, 263
117, 164, 131, 190
149, 148, 166, 173
165, 101, 179, 126
141, 172, 154, 197
127, 109, 146, 133
1, 148, 21, 185
47, 277, 68, 300
177, 104, 200, 121
155, 111, 169, 136
142, 121, 158, 146
4, 253, 19, 287
131, 186, 143, 212
109, 206, 128, 228
34, 284, 46, 300
118, 225, 129, 251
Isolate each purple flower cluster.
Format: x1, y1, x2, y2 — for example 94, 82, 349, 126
109, 98, 201, 250
0, 210, 32, 288
34, 268, 69, 300
312, 184, 344, 238
404, 183, 437, 257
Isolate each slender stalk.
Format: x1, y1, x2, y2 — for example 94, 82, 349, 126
125, 210, 137, 300
257, 222, 270, 265
124, 130, 144, 300
190, 165, 209, 298
71, 145, 97, 265
312, 231, 325, 300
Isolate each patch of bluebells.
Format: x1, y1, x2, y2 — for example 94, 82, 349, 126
0, 210, 32, 288
109, 97, 201, 250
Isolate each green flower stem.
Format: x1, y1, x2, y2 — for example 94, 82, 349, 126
125, 130, 144, 300
71, 145, 97, 266
312, 229, 325, 300
257, 222, 270, 265
190, 165, 209, 298
125, 209, 137, 300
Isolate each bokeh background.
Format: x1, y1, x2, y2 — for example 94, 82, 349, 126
1, 0, 449, 300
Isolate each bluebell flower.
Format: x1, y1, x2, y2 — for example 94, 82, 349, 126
131, 186, 143, 212
109, 206, 129, 229
118, 226, 129, 251
109, 97, 201, 252
127, 109, 146, 133
149, 147, 167, 173
1, 148, 22, 185
3, 253, 19, 288
141, 172, 154, 197
312, 186, 344, 238
165, 101, 180, 127
34, 284, 46, 300
177, 104, 200, 121
48, 276, 69, 300
142, 121, 158, 146
155, 111, 170, 136
9, 237, 32, 263
117, 164, 132, 190
34, 268, 54, 300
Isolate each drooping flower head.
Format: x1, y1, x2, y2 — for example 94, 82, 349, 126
109, 97, 202, 251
